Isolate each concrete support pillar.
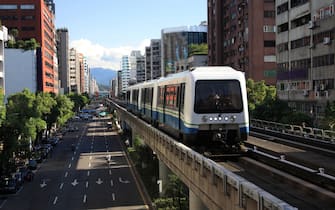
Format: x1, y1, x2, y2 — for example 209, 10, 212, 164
189, 190, 208, 210
158, 159, 171, 196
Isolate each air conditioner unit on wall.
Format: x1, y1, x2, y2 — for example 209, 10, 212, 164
307, 20, 316, 29
323, 37, 331, 45
303, 90, 309, 96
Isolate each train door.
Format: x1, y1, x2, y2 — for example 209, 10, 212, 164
178, 84, 185, 132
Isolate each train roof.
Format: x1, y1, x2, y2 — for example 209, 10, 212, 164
127, 66, 245, 90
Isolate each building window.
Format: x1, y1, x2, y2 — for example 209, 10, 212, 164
21, 26, 35, 31
291, 0, 308, 9
22, 15, 35, 20
313, 54, 335, 68
20, 4, 35, 10
277, 42, 288, 52
264, 10, 275, 18
291, 36, 310, 49
264, 40, 276, 47
0, 4, 18, 9
277, 22, 288, 33
277, 2, 288, 15
263, 25, 276, 32
291, 14, 310, 29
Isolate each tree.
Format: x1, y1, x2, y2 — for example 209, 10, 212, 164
68, 93, 89, 112
50, 94, 74, 127
35, 92, 56, 139
188, 43, 208, 56
0, 88, 5, 126
247, 79, 268, 111
322, 101, 335, 129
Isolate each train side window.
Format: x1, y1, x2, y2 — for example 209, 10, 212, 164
165, 84, 179, 110
145, 87, 153, 105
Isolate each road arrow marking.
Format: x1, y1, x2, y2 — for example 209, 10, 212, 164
112, 193, 115, 201
119, 177, 130, 184
71, 179, 79, 186
40, 180, 47, 188
96, 178, 103, 185
110, 180, 114, 187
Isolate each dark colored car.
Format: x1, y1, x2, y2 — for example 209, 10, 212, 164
0, 177, 19, 194
28, 159, 38, 170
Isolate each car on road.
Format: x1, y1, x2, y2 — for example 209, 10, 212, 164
0, 177, 19, 194
28, 159, 38, 170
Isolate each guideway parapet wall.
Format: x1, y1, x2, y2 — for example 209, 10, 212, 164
109, 100, 297, 210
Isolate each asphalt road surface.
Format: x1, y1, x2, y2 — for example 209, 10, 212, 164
0, 116, 150, 210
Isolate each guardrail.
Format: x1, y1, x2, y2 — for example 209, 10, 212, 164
251, 119, 335, 143
107, 99, 297, 210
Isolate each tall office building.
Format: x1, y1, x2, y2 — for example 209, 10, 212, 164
145, 39, 161, 81
161, 23, 207, 76
276, 0, 335, 120
56, 28, 69, 94
0, 0, 58, 93
208, 0, 277, 85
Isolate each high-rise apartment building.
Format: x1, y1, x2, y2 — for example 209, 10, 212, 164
0, 0, 58, 93
69, 48, 81, 93
276, 0, 335, 120
0, 26, 8, 93
145, 39, 162, 81
161, 23, 207, 76
208, 0, 277, 85
56, 28, 69, 94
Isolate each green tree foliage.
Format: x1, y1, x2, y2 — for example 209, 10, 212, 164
247, 79, 270, 111
51, 94, 74, 127
0, 89, 5, 126
322, 101, 335, 129
6, 38, 40, 50
6, 89, 38, 142
35, 92, 57, 139
188, 43, 208, 56
247, 79, 312, 125
68, 93, 89, 112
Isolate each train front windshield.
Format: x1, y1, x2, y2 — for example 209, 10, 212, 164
194, 80, 243, 113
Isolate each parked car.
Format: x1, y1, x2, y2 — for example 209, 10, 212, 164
0, 177, 19, 194
18, 167, 34, 182
28, 159, 38, 170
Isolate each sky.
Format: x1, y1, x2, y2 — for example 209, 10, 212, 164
54, 0, 207, 70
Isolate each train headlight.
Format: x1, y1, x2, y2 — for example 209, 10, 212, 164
224, 116, 229, 121
230, 115, 237, 122
209, 117, 213, 121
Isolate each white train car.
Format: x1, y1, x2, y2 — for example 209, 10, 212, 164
127, 66, 249, 149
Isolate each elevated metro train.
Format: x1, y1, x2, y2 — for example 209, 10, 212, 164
125, 66, 249, 150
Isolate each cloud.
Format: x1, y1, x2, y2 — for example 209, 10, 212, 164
70, 38, 150, 70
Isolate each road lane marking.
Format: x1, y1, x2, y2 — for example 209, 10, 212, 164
64, 172, 68, 177
88, 162, 91, 168
53, 196, 58, 205
87, 171, 90, 176
89, 156, 92, 160
109, 169, 112, 175
68, 163, 71, 168
59, 183, 64, 190
0, 199, 7, 208
112, 193, 115, 201
71, 157, 74, 161
83, 194, 87, 203
110, 180, 114, 187
86, 181, 89, 188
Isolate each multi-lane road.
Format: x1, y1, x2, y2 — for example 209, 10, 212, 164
0, 116, 150, 210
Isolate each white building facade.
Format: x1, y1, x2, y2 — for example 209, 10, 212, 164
4, 49, 37, 100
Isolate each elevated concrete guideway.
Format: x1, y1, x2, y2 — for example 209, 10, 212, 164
107, 99, 296, 210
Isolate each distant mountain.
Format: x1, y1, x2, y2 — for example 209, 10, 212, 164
90, 68, 117, 86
